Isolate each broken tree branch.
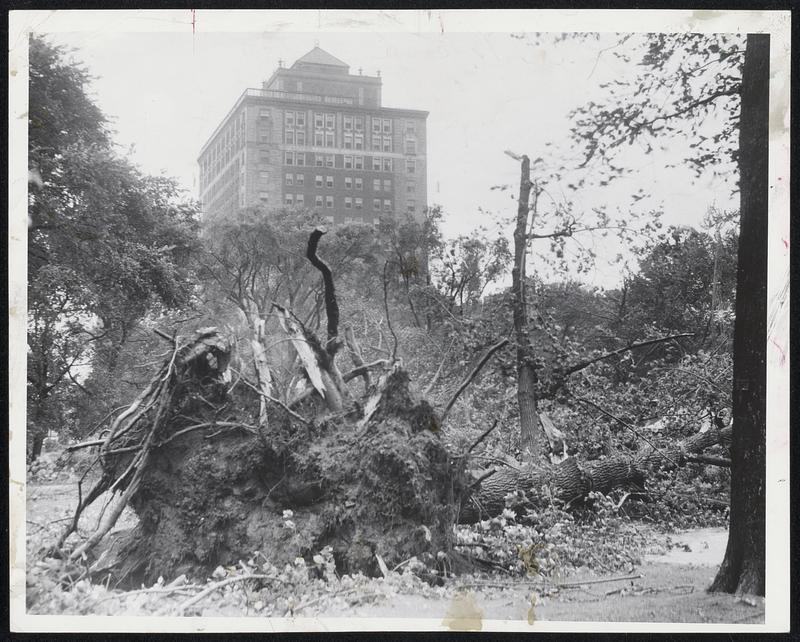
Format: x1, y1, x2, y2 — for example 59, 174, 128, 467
306, 228, 339, 350
684, 454, 731, 467
441, 338, 509, 424
561, 333, 696, 378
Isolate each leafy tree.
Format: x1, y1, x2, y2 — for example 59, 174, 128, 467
27, 36, 200, 458
568, 31, 767, 595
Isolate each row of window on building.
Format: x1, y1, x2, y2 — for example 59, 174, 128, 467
274, 193, 417, 213
280, 110, 417, 152
285, 173, 398, 192
281, 151, 418, 174
280, 110, 417, 135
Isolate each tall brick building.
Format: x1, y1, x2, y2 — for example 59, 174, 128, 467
198, 47, 428, 224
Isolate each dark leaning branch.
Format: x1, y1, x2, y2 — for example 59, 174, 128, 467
440, 338, 510, 424
561, 333, 696, 379
306, 228, 339, 349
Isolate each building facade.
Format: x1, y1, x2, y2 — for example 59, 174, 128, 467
198, 47, 428, 225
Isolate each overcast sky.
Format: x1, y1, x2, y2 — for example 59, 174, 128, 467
32, 15, 743, 288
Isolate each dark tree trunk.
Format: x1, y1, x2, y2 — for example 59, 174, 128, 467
511, 155, 543, 462
709, 33, 768, 596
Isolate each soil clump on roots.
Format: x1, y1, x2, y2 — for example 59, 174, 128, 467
81, 332, 467, 589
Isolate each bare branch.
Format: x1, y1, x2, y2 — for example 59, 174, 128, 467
441, 338, 509, 424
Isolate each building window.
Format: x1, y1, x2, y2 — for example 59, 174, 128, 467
326, 195, 334, 208
344, 132, 353, 149
345, 197, 352, 209
344, 155, 353, 169
314, 132, 324, 147
405, 139, 417, 155
325, 215, 335, 223
383, 158, 393, 172
326, 155, 335, 168
326, 132, 335, 147
383, 179, 391, 191
315, 175, 323, 188
259, 108, 270, 118
326, 176, 334, 188
384, 199, 392, 212
296, 173, 305, 186
373, 178, 381, 191
259, 191, 269, 201
314, 113, 324, 129
285, 112, 294, 126
406, 199, 416, 213
383, 118, 392, 134
372, 157, 382, 171
345, 176, 352, 189
354, 197, 363, 210
284, 152, 294, 165
372, 135, 381, 151
315, 195, 323, 207
296, 194, 305, 206
259, 128, 270, 143
354, 134, 363, 150
325, 113, 335, 130
354, 116, 364, 131
406, 159, 415, 174
372, 119, 381, 134
296, 112, 305, 127
285, 173, 293, 186
373, 198, 381, 212
285, 193, 294, 206
355, 177, 363, 190
260, 151, 271, 164
259, 170, 269, 182
315, 154, 325, 167
296, 130, 306, 145
285, 130, 295, 145
354, 156, 364, 170
405, 119, 416, 134
406, 181, 416, 193
383, 137, 392, 153
296, 153, 305, 166
344, 115, 353, 131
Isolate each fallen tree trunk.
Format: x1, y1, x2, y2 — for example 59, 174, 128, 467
460, 425, 732, 523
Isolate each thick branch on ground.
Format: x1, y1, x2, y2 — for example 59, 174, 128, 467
440, 338, 509, 424
461, 423, 732, 523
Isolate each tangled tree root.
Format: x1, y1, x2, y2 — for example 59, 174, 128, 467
58, 329, 469, 588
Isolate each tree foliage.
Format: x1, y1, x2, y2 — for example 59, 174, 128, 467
26, 36, 200, 457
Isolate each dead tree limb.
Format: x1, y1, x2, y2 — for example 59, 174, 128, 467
561, 333, 696, 378
306, 228, 339, 352
344, 325, 370, 390
440, 338, 509, 424
684, 454, 731, 467
460, 424, 733, 523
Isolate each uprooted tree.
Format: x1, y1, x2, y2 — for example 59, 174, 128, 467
54, 229, 734, 588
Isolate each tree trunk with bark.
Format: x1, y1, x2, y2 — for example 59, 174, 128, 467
461, 424, 732, 523
710, 33, 768, 597
511, 155, 544, 463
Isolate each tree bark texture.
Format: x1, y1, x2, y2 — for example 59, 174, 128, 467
461, 425, 732, 523
511, 155, 543, 462
710, 33, 768, 597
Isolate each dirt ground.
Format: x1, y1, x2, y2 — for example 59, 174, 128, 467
23, 463, 764, 627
